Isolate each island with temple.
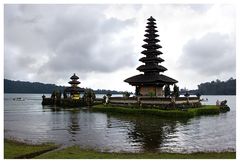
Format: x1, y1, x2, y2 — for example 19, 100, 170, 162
92, 16, 230, 116
42, 73, 96, 107
41, 16, 230, 115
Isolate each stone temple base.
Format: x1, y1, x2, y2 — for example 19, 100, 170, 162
108, 96, 201, 109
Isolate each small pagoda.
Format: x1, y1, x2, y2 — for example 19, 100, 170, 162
64, 73, 84, 100
124, 16, 178, 96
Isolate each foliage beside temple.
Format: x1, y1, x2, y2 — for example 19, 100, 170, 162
92, 104, 221, 118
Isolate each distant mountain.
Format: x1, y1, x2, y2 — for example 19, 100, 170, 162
197, 78, 236, 95
4, 78, 235, 95
4, 79, 126, 94
180, 78, 236, 95
4, 79, 66, 94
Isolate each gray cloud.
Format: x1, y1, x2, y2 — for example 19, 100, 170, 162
187, 4, 212, 13
178, 32, 235, 76
4, 4, 235, 90
4, 4, 136, 82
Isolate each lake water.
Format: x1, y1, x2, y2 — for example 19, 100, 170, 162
4, 94, 236, 153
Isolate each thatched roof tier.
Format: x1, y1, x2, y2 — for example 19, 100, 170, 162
146, 25, 157, 29
137, 64, 167, 73
124, 74, 177, 86
147, 21, 156, 25
143, 38, 160, 43
68, 80, 80, 84
142, 43, 162, 49
144, 33, 159, 38
141, 49, 163, 55
145, 29, 158, 33
139, 57, 164, 63
70, 73, 79, 80
65, 86, 84, 93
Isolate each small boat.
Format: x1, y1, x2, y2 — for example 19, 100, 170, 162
200, 98, 208, 102
13, 97, 25, 101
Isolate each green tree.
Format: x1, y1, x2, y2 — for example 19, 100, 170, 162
184, 91, 190, 97
83, 88, 96, 106
164, 85, 170, 97
135, 86, 140, 96
173, 84, 180, 97
51, 90, 57, 99
123, 91, 131, 98
106, 92, 112, 97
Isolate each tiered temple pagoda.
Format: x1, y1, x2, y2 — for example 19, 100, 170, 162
42, 73, 86, 106
124, 16, 178, 96
64, 73, 84, 100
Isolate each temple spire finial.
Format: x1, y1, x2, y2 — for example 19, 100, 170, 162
148, 16, 156, 21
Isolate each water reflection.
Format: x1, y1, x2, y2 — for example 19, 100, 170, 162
42, 106, 190, 152
103, 113, 189, 152
43, 106, 82, 142
67, 110, 80, 143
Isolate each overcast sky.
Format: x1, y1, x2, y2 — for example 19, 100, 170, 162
4, 4, 236, 92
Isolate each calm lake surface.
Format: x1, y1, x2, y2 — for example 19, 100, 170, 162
4, 94, 236, 153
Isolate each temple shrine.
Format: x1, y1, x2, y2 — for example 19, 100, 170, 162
42, 73, 86, 106
124, 16, 178, 96
64, 73, 84, 100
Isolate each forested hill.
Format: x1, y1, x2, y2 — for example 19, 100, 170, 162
4, 79, 125, 94
197, 78, 236, 95
4, 78, 236, 95
4, 79, 66, 93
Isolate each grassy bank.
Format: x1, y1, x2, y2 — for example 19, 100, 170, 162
4, 139, 235, 159
35, 146, 236, 159
4, 139, 58, 159
92, 104, 220, 118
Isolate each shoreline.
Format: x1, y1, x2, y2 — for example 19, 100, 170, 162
92, 104, 222, 118
4, 138, 236, 159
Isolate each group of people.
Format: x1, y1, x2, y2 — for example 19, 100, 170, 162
216, 99, 227, 106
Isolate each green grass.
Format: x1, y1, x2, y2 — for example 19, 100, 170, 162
188, 105, 220, 116
36, 146, 235, 159
4, 139, 58, 159
92, 104, 220, 118
4, 139, 235, 159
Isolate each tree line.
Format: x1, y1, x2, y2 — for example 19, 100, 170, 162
197, 78, 236, 95
4, 78, 236, 95
4, 79, 66, 93
179, 78, 236, 95
4, 79, 125, 94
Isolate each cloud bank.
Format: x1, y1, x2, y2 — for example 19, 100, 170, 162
178, 32, 235, 76
5, 5, 136, 83
4, 4, 235, 90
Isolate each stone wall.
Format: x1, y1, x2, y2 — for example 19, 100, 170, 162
109, 96, 200, 108
139, 86, 164, 96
